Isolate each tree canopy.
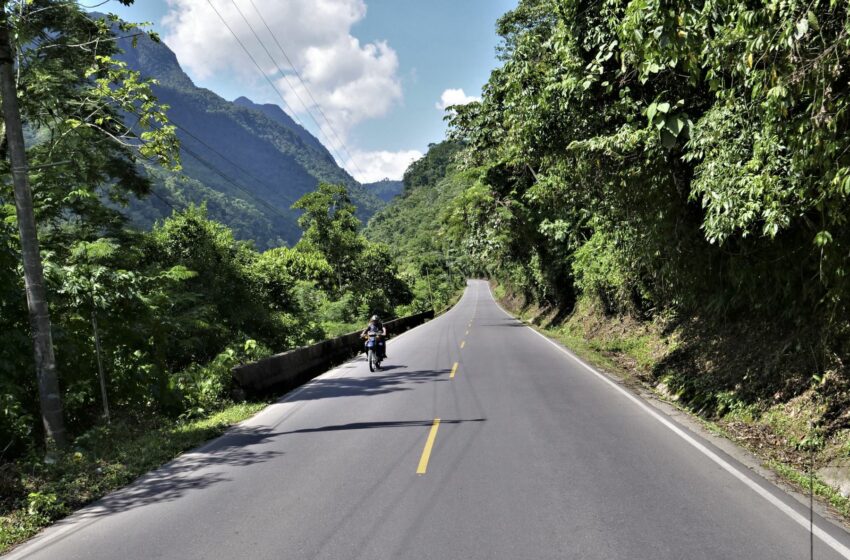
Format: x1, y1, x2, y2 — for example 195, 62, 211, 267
444, 0, 850, 325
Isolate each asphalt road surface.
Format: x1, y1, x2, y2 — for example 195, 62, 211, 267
9, 280, 850, 559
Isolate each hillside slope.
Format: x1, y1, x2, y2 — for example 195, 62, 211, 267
364, 142, 468, 311
361, 179, 404, 202
112, 27, 382, 248
365, 142, 464, 261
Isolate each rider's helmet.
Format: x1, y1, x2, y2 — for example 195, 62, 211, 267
370, 315, 379, 323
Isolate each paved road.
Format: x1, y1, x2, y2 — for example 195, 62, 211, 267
9, 280, 850, 559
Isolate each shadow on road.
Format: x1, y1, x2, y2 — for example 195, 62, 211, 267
287, 367, 449, 402
82, 425, 283, 518
375, 364, 406, 371
480, 320, 526, 327
279, 418, 487, 435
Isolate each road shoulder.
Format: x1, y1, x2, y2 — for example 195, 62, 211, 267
486, 281, 850, 547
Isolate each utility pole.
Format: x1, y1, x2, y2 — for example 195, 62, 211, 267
424, 265, 435, 312
91, 311, 110, 424
0, 6, 67, 451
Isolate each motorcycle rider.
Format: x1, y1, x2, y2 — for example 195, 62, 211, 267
361, 315, 387, 359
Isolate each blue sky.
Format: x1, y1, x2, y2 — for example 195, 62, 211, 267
94, 0, 516, 181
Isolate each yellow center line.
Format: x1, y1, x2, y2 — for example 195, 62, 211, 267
450, 362, 458, 379
416, 418, 441, 474
460, 340, 466, 349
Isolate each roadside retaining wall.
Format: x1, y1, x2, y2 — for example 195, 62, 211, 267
232, 310, 435, 392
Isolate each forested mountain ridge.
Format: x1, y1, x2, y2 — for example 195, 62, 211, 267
108, 22, 382, 247
365, 142, 467, 311
231, 96, 328, 155
361, 179, 404, 202
366, 141, 463, 254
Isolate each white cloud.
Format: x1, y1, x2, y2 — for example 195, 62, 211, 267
435, 88, 480, 111
347, 149, 423, 183
162, 0, 402, 145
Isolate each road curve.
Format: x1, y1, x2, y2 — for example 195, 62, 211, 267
8, 280, 850, 560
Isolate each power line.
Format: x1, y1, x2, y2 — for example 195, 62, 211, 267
149, 187, 180, 213
179, 142, 293, 223
118, 77, 293, 225
168, 115, 297, 207
242, 0, 367, 181
204, 0, 351, 175
145, 145, 291, 227
227, 1, 324, 145
202, 0, 307, 134
225, 0, 361, 179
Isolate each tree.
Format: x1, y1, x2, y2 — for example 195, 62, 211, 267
0, 2, 65, 449
292, 183, 364, 291
0, 0, 177, 452
446, 0, 850, 321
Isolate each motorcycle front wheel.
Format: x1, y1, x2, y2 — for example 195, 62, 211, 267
367, 349, 376, 372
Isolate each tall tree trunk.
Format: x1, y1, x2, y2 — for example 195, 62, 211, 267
0, 6, 67, 451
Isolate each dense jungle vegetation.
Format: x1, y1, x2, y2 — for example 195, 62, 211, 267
0, 3, 427, 545
435, 0, 850, 471
0, 1, 417, 523
365, 141, 469, 312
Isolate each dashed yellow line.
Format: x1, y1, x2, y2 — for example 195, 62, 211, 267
465, 329, 469, 336
416, 418, 441, 474
450, 362, 458, 379
460, 340, 466, 349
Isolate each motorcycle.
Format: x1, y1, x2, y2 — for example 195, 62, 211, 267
363, 331, 385, 372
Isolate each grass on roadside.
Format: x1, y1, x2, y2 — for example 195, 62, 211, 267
0, 402, 267, 554
770, 461, 850, 518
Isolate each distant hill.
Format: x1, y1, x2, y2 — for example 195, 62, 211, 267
365, 142, 465, 259
362, 179, 404, 202
110, 24, 383, 248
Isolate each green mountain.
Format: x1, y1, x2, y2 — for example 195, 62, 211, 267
362, 179, 404, 202
364, 141, 468, 312
113, 29, 383, 248
365, 142, 464, 260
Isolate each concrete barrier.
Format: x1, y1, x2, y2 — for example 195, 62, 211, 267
232, 310, 435, 392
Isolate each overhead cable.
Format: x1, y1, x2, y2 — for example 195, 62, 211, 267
244, 0, 367, 181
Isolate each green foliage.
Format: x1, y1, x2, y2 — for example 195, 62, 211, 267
1, 3, 410, 457
442, 0, 850, 330
293, 183, 364, 290
572, 231, 628, 313
366, 142, 469, 311
1, 4, 418, 547
3, 187, 410, 457
292, 183, 414, 323
250, 247, 332, 312
770, 461, 850, 519
173, 340, 271, 418
362, 179, 404, 202
402, 141, 462, 193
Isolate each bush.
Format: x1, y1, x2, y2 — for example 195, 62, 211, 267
173, 340, 271, 417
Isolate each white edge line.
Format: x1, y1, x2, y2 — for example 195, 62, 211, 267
485, 281, 850, 559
